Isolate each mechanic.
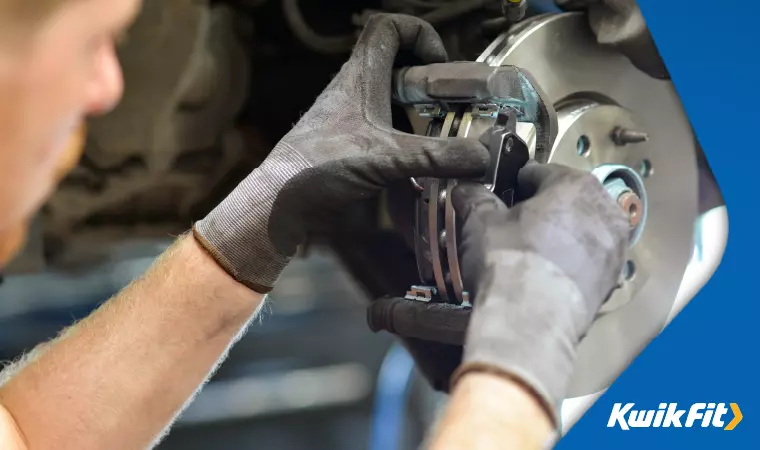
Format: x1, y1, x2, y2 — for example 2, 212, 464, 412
0, 0, 629, 449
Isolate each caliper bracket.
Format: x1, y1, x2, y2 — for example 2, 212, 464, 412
392, 62, 557, 162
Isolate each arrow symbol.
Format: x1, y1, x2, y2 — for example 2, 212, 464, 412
725, 403, 742, 430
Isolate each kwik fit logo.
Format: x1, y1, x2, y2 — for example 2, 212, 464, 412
608, 403, 743, 431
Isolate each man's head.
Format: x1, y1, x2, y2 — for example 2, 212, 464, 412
0, 0, 141, 265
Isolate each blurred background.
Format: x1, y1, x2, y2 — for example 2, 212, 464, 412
0, 241, 445, 450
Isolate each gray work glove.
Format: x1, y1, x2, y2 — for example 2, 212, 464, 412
555, 0, 669, 79
450, 162, 630, 425
193, 14, 489, 293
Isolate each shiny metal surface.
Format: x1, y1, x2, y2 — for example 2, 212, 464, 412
481, 13, 699, 396
426, 110, 507, 304
426, 114, 457, 303
428, 179, 448, 302
592, 162, 649, 248
444, 179, 464, 303
617, 191, 643, 227
556, 104, 652, 246
419, 106, 544, 305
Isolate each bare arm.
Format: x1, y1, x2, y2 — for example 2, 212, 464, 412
0, 234, 265, 450
426, 373, 555, 450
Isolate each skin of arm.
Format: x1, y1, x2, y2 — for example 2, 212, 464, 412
0, 234, 265, 450
426, 372, 556, 450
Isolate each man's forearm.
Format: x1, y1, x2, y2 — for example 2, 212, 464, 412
426, 372, 557, 450
0, 234, 265, 449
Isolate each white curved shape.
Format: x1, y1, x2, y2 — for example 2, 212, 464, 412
561, 391, 604, 430
559, 205, 729, 432
669, 207, 729, 323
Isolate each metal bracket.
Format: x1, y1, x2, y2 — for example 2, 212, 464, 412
414, 104, 444, 118
405, 286, 438, 302
471, 103, 501, 118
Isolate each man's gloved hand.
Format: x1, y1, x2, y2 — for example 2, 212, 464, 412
555, 0, 669, 79
450, 162, 630, 424
193, 14, 489, 293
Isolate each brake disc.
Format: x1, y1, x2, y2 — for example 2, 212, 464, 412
409, 13, 698, 397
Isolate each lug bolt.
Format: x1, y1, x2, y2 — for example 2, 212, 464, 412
618, 191, 643, 228
612, 127, 649, 146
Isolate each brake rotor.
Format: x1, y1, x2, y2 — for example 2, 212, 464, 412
485, 13, 697, 396
457, 13, 698, 397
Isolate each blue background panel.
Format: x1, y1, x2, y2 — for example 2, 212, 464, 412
560, 1, 760, 448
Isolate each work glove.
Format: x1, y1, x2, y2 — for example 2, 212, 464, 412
450, 162, 630, 425
555, 0, 669, 79
193, 14, 489, 293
